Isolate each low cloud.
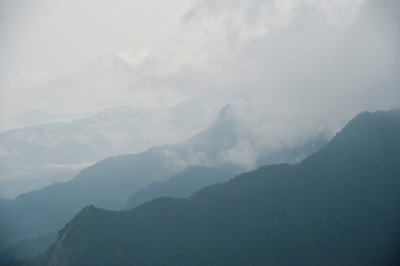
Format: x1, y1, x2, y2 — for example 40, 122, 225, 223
1, 0, 399, 145
117, 0, 399, 118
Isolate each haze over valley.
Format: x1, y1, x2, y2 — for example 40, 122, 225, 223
0, 0, 399, 264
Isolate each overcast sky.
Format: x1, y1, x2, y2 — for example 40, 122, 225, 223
1, 0, 399, 132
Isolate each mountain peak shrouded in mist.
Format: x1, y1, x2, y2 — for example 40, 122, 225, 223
1, 0, 399, 263
1, 100, 213, 165
0, 98, 220, 199
2, 0, 399, 132
0, 96, 332, 199
0, 103, 329, 258
5, 109, 399, 266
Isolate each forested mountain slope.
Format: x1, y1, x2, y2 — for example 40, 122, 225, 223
6, 109, 400, 266
125, 165, 234, 210
0, 165, 231, 264
0, 100, 211, 199
0, 105, 326, 255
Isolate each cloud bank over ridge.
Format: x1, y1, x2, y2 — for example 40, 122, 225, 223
1, 0, 399, 141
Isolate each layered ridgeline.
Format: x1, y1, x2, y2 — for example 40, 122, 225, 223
0, 167, 233, 264
0, 98, 212, 199
1, 100, 211, 165
125, 165, 235, 210
0, 105, 326, 260
0, 233, 58, 266
5, 109, 400, 266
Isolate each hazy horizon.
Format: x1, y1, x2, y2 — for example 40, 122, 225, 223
1, 2, 400, 263
1, 0, 399, 134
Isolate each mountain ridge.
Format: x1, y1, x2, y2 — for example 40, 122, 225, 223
125, 165, 234, 210
0, 104, 327, 260
5, 109, 400, 265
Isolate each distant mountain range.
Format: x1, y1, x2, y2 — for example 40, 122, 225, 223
0, 104, 327, 261
125, 165, 235, 210
0, 98, 216, 198
10, 110, 81, 127
0, 166, 232, 264
4, 109, 400, 266
1, 99, 212, 165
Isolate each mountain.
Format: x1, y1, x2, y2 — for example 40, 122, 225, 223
0, 169, 79, 201
0, 233, 58, 265
125, 165, 235, 210
0, 148, 178, 250
5, 109, 400, 265
1, 101, 210, 165
0, 165, 233, 264
0, 99, 213, 199
0, 105, 327, 255
9, 110, 74, 127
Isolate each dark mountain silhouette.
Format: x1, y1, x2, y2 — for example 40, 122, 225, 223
125, 165, 234, 210
0, 233, 58, 265
5, 109, 400, 265
0, 166, 232, 264
0, 147, 177, 251
0, 106, 326, 262
0, 100, 211, 199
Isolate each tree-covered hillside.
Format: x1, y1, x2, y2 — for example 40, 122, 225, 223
125, 165, 234, 210
0, 105, 326, 256
6, 109, 400, 265
0, 147, 177, 251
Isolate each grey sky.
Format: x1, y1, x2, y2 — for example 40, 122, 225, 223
1, 0, 399, 133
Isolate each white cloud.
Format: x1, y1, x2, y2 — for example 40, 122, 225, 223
1, 0, 399, 142
222, 140, 258, 169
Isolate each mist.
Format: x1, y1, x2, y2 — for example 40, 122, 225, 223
1, 1, 400, 264
1, 0, 399, 187
1, 0, 399, 130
